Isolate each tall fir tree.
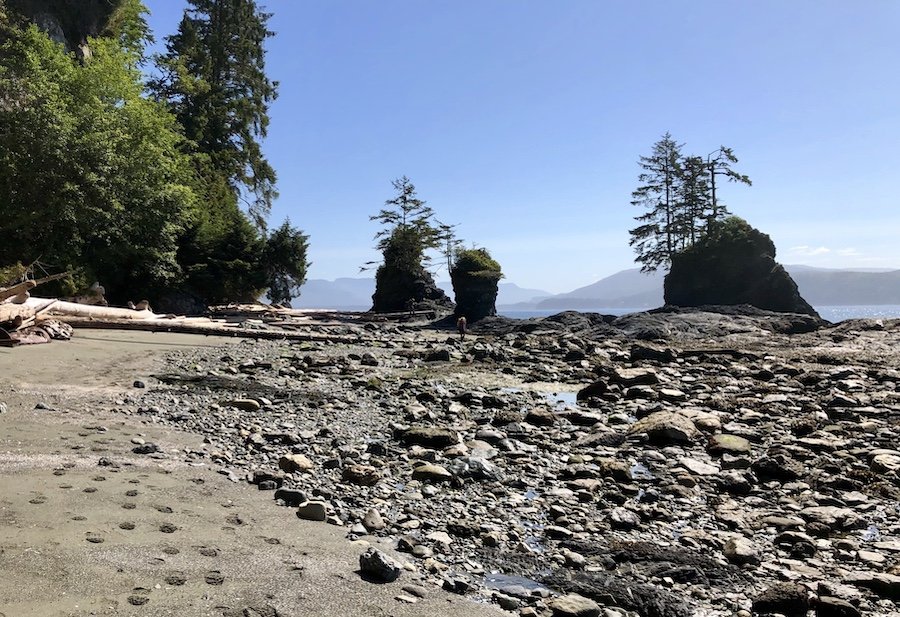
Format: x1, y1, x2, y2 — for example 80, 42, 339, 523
629, 133, 683, 272
152, 0, 278, 228
674, 155, 711, 249
263, 219, 310, 305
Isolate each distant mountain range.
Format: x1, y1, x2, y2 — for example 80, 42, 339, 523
292, 265, 900, 311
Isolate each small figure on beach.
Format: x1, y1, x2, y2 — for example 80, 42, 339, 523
456, 315, 467, 340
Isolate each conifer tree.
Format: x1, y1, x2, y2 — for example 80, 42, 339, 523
152, 0, 278, 228
675, 155, 711, 249
629, 133, 683, 272
370, 176, 438, 250
263, 220, 310, 305
705, 147, 752, 231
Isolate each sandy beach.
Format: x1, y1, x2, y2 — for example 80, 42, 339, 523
0, 330, 504, 617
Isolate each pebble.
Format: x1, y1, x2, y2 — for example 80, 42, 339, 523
362, 508, 385, 532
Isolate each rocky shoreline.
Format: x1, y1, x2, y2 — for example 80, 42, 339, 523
106, 307, 899, 616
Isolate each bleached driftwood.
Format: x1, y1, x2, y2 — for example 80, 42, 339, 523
0, 303, 34, 325
24, 297, 162, 320
0, 280, 36, 303
20, 297, 356, 342
58, 317, 356, 342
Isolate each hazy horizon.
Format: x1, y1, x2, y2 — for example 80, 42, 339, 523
146, 1, 900, 294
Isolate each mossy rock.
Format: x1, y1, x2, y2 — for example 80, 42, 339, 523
664, 217, 817, 316
450, 248, 502, 322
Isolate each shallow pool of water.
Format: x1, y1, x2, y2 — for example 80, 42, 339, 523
483, 572, 547, 591
630, 461, 654, 480
545, 391, 577, 410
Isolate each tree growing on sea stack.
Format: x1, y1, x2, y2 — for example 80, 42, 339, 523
450, 248, 503, 322
664, 216, 818, 316
368, 177, 453, 313
629, 133, 751, 272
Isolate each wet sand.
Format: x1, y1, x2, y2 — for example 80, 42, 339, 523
0, 331, 504, 617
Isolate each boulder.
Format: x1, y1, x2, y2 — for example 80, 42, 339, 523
225, 398, 261, 412
664, 217, 818, 317
411, 463, 452, 483
576, 379, 607, 401
752, 583, 810, 617
362, 508, 386, 532
398, 426, 459, 448
815, 596, 860, 617
611, 367, 660, 386
627, 411, 699, 445
278, 454, 313, 474
359, 547, 402, 583
341, 464, 381, 486
707, 434, 751, 455
547, 594, 601, 617
296, 501, 327, 522
722, 536, 760, 566
630, 342, 677, 362
843, 572, 900, 600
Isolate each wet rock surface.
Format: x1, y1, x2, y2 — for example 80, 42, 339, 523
109, 308, 900, 616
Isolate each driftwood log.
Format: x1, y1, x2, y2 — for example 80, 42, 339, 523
61, 318, 357, 343
0, 303, 35, 325
0, 280, 36, 302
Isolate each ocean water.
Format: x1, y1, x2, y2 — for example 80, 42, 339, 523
499, 305, 900, 323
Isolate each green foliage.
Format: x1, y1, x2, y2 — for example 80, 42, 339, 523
629, 134, 751, 273
691, 216, 775, 259
629, 132, 683, 273
451, 248, 502, 278
664, 216, 815, 315
177, 204, 266, 304
435, 221, 462, 274
0, 262, 28, 287
0, 2, 305, 308
372, 224, 451, 312
152, 0, 278, 229
380, 225, 425, 274
0, 21, 196, 301
105, 0, 154, 61
263, 219, 310, 305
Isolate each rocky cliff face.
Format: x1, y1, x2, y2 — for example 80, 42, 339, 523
664, 217, 818, 317
4, 0, 123, 50
450, 271, 500, 321
371, 265, 453, 313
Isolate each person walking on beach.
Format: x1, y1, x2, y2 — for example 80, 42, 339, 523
456, 315, 467, 341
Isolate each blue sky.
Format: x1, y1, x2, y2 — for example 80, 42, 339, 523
144, 1, 900, 294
